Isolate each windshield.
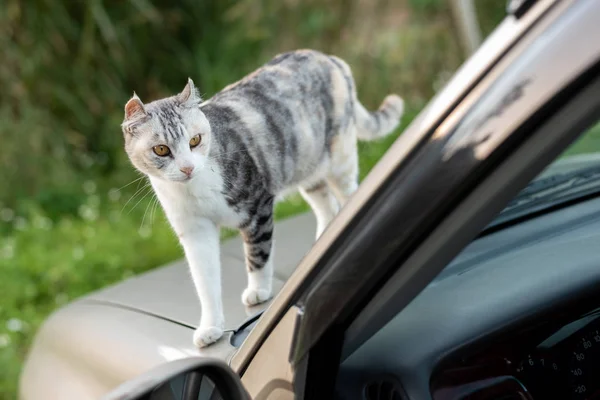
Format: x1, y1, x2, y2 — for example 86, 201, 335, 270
484, 120, 600, 232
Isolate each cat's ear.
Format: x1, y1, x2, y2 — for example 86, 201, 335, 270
177, 78, 202, 106
124, 92, 147, 121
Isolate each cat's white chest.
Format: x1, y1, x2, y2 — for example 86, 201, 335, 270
150, 165, 241, 228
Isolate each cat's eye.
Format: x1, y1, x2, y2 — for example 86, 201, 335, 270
189, 134, 201, 148
153, 145, 171, 157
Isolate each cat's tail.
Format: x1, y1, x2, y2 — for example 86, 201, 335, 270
355, 94, 404, 141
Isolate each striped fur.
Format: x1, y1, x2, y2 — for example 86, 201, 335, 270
121, 49, 404, 347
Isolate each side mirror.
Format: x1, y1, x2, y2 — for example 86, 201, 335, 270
101, 358, 251, 400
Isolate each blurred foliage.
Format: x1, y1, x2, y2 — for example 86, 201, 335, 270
0, 0, 471, 211
475, 0, 508, 37
408, 0, 446, 16
0, 0, 510, 397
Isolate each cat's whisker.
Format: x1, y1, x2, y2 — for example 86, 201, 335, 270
127, 186, 154, 215
150, 196, 161, 226
135, 175, 147, 191
140, 193, 156, 229
116, 176, 145, 192
120, 183, 151, 215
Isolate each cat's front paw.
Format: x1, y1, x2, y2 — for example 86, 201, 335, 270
193, 326, 224, 348
242, 287, 272, 306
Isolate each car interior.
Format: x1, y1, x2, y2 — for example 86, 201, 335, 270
332, 117, 600, 400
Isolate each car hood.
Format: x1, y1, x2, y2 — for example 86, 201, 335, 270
85, 213, 317, 330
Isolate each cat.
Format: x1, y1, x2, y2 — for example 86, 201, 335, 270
121, 49, 404, 348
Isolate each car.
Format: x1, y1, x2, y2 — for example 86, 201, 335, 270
19, 0, 600, 399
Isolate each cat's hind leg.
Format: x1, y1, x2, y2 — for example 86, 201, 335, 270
300, 181, 340, 239
327, 128, 360, 207
240, 195, 275, 306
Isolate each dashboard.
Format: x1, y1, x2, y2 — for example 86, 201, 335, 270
431, 305, 600, 400
337, 191, 600, 400
518, 310, 600, 399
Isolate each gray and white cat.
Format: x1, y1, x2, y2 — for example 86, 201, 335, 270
121, 49, 404, 348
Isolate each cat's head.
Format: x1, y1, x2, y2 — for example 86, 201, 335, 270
121, 79, 212, 182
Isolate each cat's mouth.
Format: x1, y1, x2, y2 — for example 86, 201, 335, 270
169, 174, 194, 183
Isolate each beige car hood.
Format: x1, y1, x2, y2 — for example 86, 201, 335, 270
85, 213, 316, 330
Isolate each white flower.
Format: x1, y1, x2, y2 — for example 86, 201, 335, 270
6, 318, 24, 332
78, 205, 98, 222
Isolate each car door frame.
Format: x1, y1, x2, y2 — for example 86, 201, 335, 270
233, 0, 600, 398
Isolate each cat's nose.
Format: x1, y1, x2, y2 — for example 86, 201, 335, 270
180, 166, 195, 176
